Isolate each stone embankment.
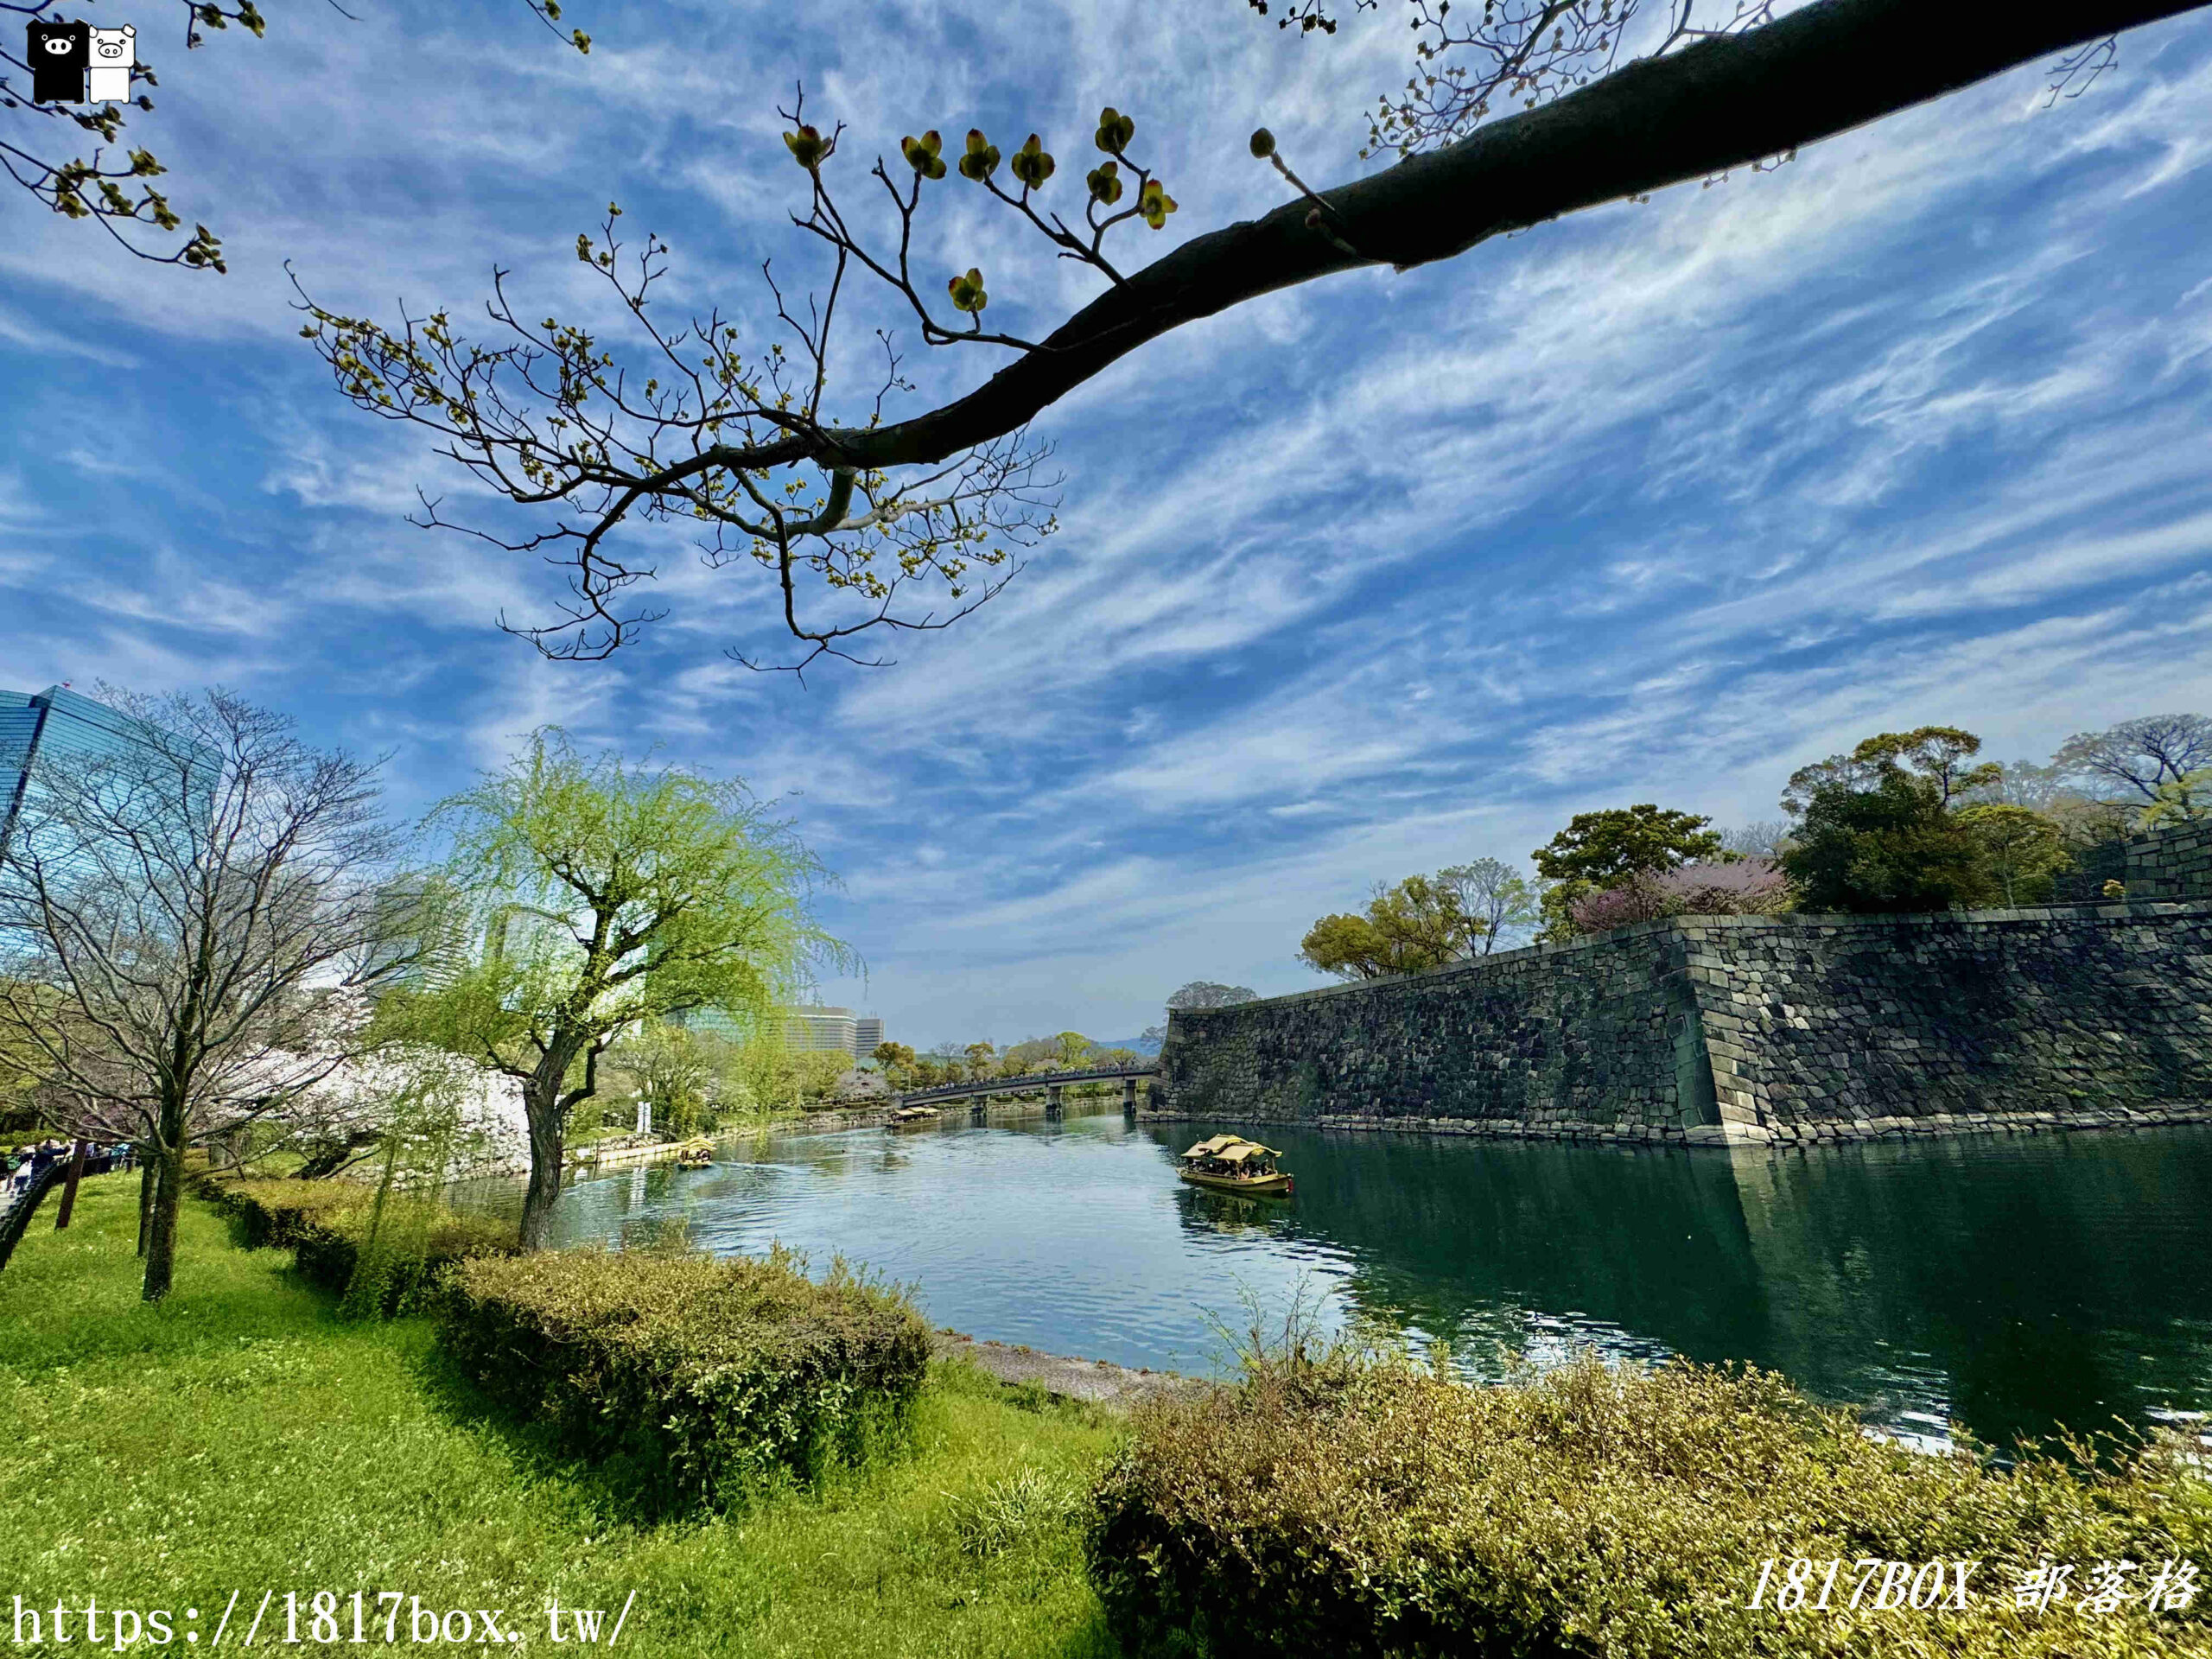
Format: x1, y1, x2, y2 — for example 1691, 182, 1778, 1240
2126, 815, 2212, 901
1154, 899, 2212, 1146
773, 1091, 1116, 1138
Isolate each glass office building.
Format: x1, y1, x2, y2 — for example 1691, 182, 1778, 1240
0, 683, 175, 861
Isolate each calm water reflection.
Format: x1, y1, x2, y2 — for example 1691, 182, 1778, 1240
457, 1115, 2212, 1451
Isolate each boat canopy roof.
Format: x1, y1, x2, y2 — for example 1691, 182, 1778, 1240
1179, 1135, 1281, 1163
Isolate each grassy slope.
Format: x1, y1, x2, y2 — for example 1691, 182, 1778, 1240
0, 1174, 1123, 1659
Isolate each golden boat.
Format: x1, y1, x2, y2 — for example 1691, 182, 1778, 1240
886, 1103, 940, 1132
1177, 1134, 1294, 1196
672, 1136, 716, 1168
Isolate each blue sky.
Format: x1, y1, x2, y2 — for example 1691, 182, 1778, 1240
4, 0, 2210, 1051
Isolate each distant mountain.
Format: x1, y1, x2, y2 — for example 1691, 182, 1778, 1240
1093, 1035, 1160, 1058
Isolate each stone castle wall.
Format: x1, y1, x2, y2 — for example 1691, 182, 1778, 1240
2127, 818, 2212, 901
1154, 903, 2212, 1146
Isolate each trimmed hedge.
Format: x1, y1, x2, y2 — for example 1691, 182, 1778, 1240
196, 1176, 518, 1313
1087, 1351, 2212, 1658
438, 1245, 932, 1510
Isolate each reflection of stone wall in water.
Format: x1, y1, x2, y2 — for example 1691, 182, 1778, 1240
1156, 903, 2212, 1144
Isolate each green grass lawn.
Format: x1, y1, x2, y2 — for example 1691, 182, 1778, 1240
0, 1173, 1127, 1657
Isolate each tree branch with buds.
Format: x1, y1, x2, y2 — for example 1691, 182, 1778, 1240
295, 0, 2207, 666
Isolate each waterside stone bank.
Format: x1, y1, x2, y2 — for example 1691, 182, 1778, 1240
1153, 902, 2212, 1146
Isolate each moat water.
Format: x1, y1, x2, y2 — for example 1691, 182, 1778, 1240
467, 1113, 2212, 1452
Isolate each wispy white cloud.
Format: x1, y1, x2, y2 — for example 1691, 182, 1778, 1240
2, 0, 2209, 1042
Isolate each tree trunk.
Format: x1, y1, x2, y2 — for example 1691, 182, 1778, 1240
137, 1158, 156, 1257
141, 1141, 185, 1302
518, 1046, 579, 1251
53, 1139, 88, 1230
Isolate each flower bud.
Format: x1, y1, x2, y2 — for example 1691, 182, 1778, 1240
958, 129, 1001, 182
947, 266, 988, 314
783, 124, 829, 170
901, 130, 948, 181
1010, 134, 1055, 190
1095, 106, 1135, 155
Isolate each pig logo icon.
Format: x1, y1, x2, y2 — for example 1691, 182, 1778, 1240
28, 19, 90, 104
87, 24, 134, 102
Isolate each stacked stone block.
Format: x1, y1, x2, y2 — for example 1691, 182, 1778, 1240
2126, 818, 2212, 901
1155, 904, 2212, 1145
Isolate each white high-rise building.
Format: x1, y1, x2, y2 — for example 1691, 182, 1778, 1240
783, 1005, 858, 1053
671, 1002, 886, 1058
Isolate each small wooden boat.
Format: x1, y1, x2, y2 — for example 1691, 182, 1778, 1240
672, 1136, 715, 1168
886, 1103, 939, 1132
1177, 1134, 1294, 1196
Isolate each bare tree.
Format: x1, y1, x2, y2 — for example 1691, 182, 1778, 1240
0, 687, 414, 1300
1717, 820, 1790, 857
2053, 715, 2212, 809
296, 0, 2208, 666
1433, 858, 1542, 954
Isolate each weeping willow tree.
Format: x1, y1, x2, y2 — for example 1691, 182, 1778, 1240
382, 730, 849, 1248
336, 1046, 497, 1319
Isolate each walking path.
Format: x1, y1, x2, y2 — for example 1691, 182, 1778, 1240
930, 1330, 1207, 1410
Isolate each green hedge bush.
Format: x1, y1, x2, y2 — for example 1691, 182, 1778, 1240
1087, 1350, 2212, 1658
195, 1176, 518, 1313
438, 1245, 932, 1510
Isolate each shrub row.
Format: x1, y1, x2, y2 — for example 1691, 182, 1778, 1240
195, 1175, 518, 1313
1086, 1350, 2212, 1658
438, 1244, 932, 1510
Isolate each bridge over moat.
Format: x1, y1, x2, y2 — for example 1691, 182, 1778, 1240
894, 1062, 1157, 1120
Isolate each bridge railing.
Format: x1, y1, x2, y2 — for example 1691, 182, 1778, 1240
894, 1062, 1158, 1106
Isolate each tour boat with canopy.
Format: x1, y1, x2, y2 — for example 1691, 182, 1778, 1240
1177, 1134, 1294, 1196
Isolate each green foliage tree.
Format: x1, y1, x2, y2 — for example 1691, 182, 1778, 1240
1953, 804, 2075, 905
1300, 883, 1456, 980
872, 1039, 918, 1086
1781, 726, 1999, 817
1144, 982, 1259, 1046
1299, 912, 1395, 981
2141, 767, 2212, 828
963, 1039, 998, 1077
1530, 805, 1727, 942
1300, 861, 1547, 979
1001, 1034, 1063, 1072
607, 1017, 717, 1136
1055, 1031, 1096, 1068
1780, 772, 1993, 914
383, 730, 846, 1248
